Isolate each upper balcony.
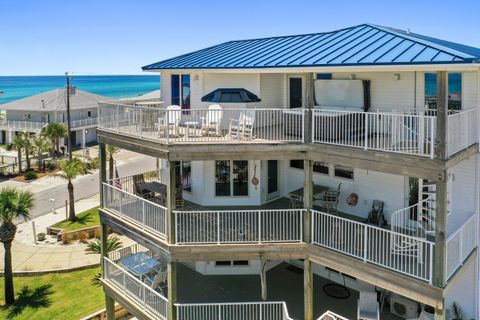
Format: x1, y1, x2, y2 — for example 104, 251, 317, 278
98, 101, 479, 160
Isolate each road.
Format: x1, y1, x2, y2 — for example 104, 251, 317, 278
29, 155, 157, 219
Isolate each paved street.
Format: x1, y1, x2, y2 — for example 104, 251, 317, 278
29, 154, 156, 219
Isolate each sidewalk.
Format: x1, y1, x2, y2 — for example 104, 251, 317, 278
0, 195, 135, 274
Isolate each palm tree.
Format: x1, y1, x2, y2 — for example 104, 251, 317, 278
33, 135, 52, 172
12, 134, 25, 174
106, 145, 120, 180
0, 187, 34, 305
42, 123, 67, 157
23, 134, 33, 171
85, 235, 123, 286
57, 158, 85, 221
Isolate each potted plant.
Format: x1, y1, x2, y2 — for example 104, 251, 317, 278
37, 232, 46, 241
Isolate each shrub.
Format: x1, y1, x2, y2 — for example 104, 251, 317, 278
6, 143, 13, 151
93, 228, 101, 239
46, 160, 58, 171
37, 232, 46, 241
78, 231, 89, 244
61, 233, 72, 245
24, 170, 38, 180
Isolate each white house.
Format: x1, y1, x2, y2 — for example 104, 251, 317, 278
0, 88, 105, 146
97, 24, 480, 320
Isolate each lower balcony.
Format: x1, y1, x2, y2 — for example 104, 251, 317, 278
103, 244, 427, 320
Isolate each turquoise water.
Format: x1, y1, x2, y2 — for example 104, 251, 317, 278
0, 75, 160, 104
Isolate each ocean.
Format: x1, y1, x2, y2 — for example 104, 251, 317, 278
0, 75, 160, 104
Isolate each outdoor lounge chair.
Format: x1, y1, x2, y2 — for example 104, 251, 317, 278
228, 109, 255, 140
201, 104, 223, 137
357, 291, 380, 320
158, 105, 181, 137
366, 200, 386, 227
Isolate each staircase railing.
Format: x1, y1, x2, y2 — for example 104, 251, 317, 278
391, 196, 435, 238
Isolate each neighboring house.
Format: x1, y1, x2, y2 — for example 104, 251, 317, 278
97, 24, 480, 320
0, 88, 106, 146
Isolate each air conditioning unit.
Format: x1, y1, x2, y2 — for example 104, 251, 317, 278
390, 294, 419, 319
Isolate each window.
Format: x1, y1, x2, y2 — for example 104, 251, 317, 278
290, 160, 329, 175
171, 74, 190, 110
424, 72, 462, 111
175, 161, 192, 192
334, 165, 354, 180
316, 73, 332, 80
215, 160, 248, 196
87, 110, 92, 117
215, 261, 249, 267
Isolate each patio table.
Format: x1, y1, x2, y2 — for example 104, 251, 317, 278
119, 252, 162, 278
142, 181, 167, 195
288, 185, 330, 201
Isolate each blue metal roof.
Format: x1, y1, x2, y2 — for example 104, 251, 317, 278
142, 24, 480, 70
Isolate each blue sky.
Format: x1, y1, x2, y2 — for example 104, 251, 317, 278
1, 0, 479, 76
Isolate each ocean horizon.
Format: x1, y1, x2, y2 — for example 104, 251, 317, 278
0, 75, 160, 104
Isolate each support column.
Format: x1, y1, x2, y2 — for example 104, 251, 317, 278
82, 129, 86, 156
434, 180, 447, 287
167, 261, 177, 320
99, 143, 114, 320
435, 71, 448, 160
304, 160, 313, 243
304, 73, 314, 143
434, 306, 445, 320
167, 161, 177, 244
304, 259, 313, 320
434, 71, 448, 287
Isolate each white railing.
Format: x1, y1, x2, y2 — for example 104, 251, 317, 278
312, 209, 434, 283
317, 311, 349, 320
107, 170, 166, 194
448, 108, 479, 156
446, 214, 478, 281
391, 196, 436, 237
107, 243, 151, 262
103, 257, 168, 320
313, 109, 436, 158
98, 101, 305, 144
66, 117, 98, 128
175, 209, 304, 244
103, 182, 168, 240
176, 301, 293, 320
0, 120, 46, 131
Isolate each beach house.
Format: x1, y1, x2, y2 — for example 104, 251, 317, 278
97, 24, 480, 320
0, 88, 106, 146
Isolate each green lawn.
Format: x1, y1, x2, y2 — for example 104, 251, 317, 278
51, 206, 100, 231
0, 268, 104, 319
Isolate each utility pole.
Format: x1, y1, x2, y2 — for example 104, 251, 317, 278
65, 72, 72, 160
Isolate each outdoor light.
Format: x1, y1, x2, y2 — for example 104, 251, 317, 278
350, 74, 356, 80
193, 74, 199, 81
85, 129, 89, 134
394, 73, 401, 81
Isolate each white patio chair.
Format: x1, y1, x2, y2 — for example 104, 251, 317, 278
144, 270, 167, 296
229, 109, 256, 140
158, 105, 181, 137
358, 291, 380, 320
201, 104, 223, 137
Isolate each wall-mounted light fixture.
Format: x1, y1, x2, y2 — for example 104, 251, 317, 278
394, 73, 401, 81
350, 74, 356, 80
193, 74, 199, 81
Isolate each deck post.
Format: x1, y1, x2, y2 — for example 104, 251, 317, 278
303, 159, 313, 243
304, 259, 313, 320
435, 71, 448, 160
434, 179, 448, 287
167, 161, 177, 244
433, 71, 448, 288
167, 261, 177, 320
99, 142, 115, 320
434, 306, 445, 320
304, 72, 314, 143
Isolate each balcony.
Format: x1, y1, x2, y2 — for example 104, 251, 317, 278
98, 101, 305, 145
313, 108, 478, 158
102, 171, 477, 285
98, 102, 479, 159
0, 120, 46, 132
